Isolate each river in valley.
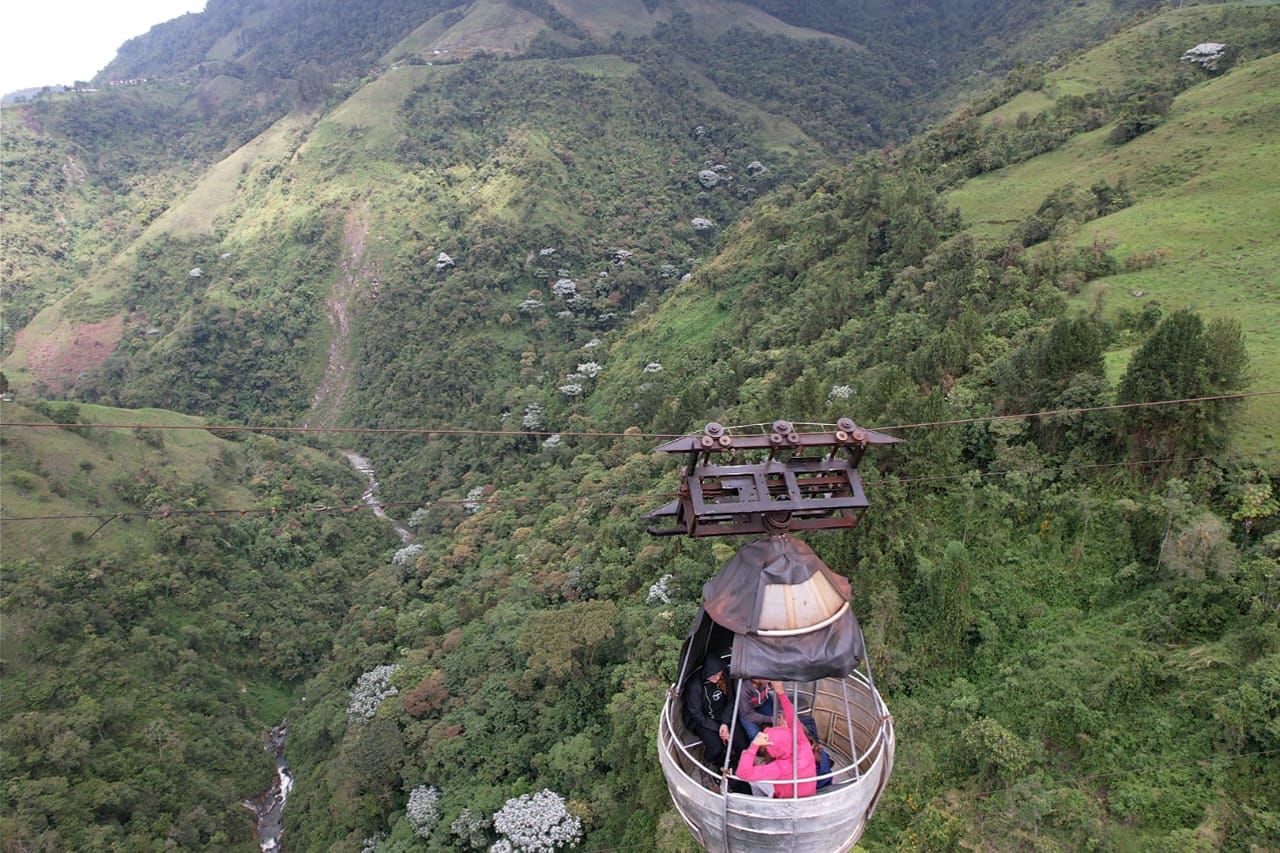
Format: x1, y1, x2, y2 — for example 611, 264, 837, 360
342, 449, 413, 543
245, 723, 293, 852
245, 451, 409, 849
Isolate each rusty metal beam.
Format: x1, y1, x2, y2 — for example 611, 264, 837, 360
646, 418, 897, 538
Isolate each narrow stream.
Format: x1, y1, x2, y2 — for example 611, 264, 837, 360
244, 723, 293, 852
341, 450, 413, 543
242, 453, 408, 849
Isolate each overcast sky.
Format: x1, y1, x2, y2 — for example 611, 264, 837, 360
1, 0, 207, 95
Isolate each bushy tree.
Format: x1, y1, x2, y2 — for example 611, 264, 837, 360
1116, 309, 1248, 464
406, 785, 441, 838
1107, 87, 1173, 145
342, 717, 404, 803
490, 789, 582, 852
1001, 316, 1105, 411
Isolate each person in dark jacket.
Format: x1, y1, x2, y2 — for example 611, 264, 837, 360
683, 655, 745, 771
736, 678, 775, 739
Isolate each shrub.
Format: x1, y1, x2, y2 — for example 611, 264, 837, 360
961, 717, 1033, 781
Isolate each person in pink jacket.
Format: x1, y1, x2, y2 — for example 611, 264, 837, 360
733, 680, 817, 799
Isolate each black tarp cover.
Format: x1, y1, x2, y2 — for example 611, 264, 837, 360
691, 535, 865, 681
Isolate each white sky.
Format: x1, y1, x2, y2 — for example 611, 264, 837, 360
1, 0, 207, 95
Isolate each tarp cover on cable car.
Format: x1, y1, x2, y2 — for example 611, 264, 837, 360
683, 535, 865, 681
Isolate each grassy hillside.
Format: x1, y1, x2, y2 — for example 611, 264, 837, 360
946, 3, 1280, 452
0, 401, 255, 563
1, 94, 201, 345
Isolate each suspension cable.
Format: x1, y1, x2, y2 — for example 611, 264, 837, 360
1, 449, 1274, 524
2, 389, 1276, 440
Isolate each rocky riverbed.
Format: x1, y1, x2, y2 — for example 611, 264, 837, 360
244, 723, 293, 852
342, 449, 413, 543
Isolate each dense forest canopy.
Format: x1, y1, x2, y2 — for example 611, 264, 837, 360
2, 0, 1278, 850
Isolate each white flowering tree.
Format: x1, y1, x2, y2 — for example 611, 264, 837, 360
406, 785, 441, 838
490, 790, 582, 852
452, 808, 492, 849
647, 573, 674, 604
463, 486, 487, 514
575, 361, 602, 378
521, 402, 544, 431
392, 544, 423, 566
347, 664, 402, 722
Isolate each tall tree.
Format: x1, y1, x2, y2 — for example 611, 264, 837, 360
1116, 309, 1249, 464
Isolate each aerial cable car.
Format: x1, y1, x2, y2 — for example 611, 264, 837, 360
646, 419, 898, 852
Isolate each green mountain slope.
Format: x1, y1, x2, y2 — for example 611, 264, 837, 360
3, 2, 1278, 851
0, 83, 285, 345
3, 0, 1169, 407
272, 6, 1278, 850
4, 57, 803, 416
0, 402, 397, 850
945, 2, 1280, 452
0, 401, 256, 563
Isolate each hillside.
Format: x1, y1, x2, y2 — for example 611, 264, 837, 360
0, 85, 284, 344
2, 1, 1279, 851
945, 2, 1280, 453
0, 401, 398, 849
274, 4, 1279, 850
2, 0, 1172, 407
0, 401, 258, 562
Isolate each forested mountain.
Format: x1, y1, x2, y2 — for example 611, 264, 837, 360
1, 0, 1162, 369
0, 402, 390, 848
2, 0, 1278, 851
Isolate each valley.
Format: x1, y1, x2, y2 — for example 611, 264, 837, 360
2, 1, 1278, 850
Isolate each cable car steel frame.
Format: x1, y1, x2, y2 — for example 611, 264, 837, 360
648, 419, 897, 853
646, 418, 900, 538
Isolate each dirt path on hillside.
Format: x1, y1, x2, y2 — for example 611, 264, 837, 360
306, 204, 375, 428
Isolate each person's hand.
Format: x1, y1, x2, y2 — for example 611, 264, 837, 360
753, 732, 770, 747
719, 724, 730, 742
770, 680, 785, 694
